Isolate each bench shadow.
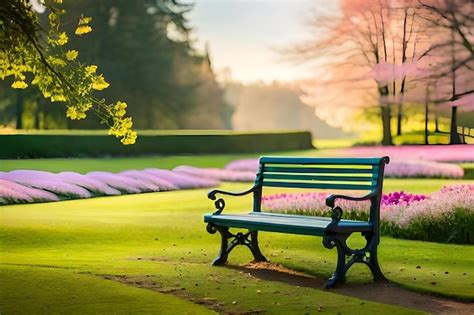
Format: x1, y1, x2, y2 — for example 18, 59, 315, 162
224, 262, 473, 314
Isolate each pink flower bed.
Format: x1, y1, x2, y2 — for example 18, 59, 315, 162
385, 159, 464, 178
87, 172, 160, 193
345, 145, 474, 162
261, 185, 474, 243
0, 168, 220, 205
225, 158, 465, 178
173, 165, 256, 182
119, 170, 178, 191
0, 171, 91, 198
57, 172, 121, 195
0, 179, 59, 204
225, 159, 260, 172
144, 169, 219, 189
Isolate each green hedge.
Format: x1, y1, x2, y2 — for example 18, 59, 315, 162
0, 130, 313, 158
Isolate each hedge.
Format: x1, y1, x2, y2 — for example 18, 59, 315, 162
0, 130, 313, 158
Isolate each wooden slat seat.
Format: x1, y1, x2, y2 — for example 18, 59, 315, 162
203, 156, 390, 288
205, 212, 373, 236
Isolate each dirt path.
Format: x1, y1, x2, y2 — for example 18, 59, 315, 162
229, 262, 473, 315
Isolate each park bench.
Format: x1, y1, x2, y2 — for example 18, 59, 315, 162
204, 156, 390, 288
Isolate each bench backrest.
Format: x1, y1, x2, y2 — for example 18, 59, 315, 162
252, 156, 390, 222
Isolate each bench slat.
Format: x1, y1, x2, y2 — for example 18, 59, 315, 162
262, 181, 374, 190
263, 173, 376, 182
204, 213, 373, 236
263, 166, 376, 174
260, 157, 384, 165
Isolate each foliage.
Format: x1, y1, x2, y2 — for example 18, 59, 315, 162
0, 0, 137, 144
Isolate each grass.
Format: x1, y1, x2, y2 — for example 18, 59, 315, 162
1, 179, 473, 313
1, 151, 473, 313
0, 149, 345, 173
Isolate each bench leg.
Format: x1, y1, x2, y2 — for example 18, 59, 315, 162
247, 231, 268, 262
325, 238, 347, 288
207, 224, 231, 265
366, 237, 386, 282
323, 232, 386, 288
206, 224, 267, 266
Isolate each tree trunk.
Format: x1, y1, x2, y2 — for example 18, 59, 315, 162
434, 112, 440, 132
424, 103, 429, 145
15, 90, 23, 129
396, 102, 402, 136
34, 98, 41, 129
424, 84, 430, 145
449, 106, 461, 144
381, 105, 392, 145
379, 85, 393, 146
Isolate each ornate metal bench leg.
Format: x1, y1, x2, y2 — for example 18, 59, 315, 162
207, 225, 267, 265
247, 231, 267, 262
324, 238, 347, 288
366, 237, 387, 282
207, 224, 230, 265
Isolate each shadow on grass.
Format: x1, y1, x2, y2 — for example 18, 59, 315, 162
225, 262, 473, 314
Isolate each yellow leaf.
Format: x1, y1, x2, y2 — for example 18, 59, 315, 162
11, 81, 28, 89
57, 32, 68, 46
75, 25, 92, 35
85, 65, 98, 75
66, 50, 78, 61
91, 75, 110, 90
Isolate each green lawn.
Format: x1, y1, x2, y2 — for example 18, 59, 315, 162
1, 179, 473, 314
1, 153, 473, 313
0, 149, 343, 173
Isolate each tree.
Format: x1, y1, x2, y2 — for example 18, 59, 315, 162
419, 0, 474, 144
290, 0, 426, 145
0, 0, 137, 144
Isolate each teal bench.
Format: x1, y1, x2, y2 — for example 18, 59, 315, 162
204, 156, 390, 288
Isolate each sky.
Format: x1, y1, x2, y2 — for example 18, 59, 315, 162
187, 0, 337, 83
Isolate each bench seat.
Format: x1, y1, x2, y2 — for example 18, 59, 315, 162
204, 212, 373, 236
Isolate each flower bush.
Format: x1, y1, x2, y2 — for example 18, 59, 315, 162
173, 165, 256, 182
225, 158, 465, 179
262, 185, 473, 244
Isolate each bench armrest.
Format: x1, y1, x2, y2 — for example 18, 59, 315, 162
207, 186, 257, 215
207, 186, 256, 200
325, 192, 378, 228
325, 192, 377, 208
